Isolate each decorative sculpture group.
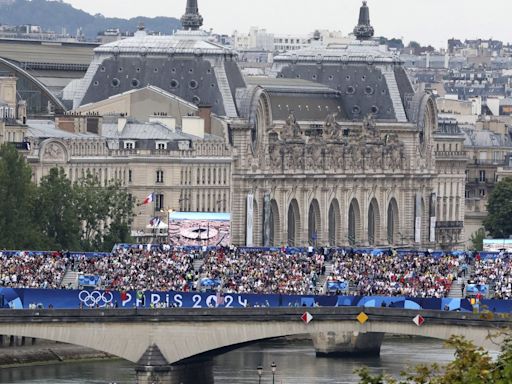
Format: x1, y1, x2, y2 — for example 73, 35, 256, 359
267, 111, 406, 172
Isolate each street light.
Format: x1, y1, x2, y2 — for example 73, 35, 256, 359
271, 361, 277, 384
257, 365, 263, 384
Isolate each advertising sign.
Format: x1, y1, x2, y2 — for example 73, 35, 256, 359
4, 288, 512, 314
168, 212, 231, 247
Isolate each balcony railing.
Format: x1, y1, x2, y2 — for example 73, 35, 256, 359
436, 221, 464, 229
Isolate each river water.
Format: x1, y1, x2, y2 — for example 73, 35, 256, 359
0, 337, 456, 384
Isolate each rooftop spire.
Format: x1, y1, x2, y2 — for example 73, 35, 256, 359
181, 0, 203, 31
353, 1, 374, 40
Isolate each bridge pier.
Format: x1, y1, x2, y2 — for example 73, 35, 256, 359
312, 331, 385, 357
135, 344, 172, 384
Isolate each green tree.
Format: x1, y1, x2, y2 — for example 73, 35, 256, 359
74, 174, 134, 251
484, 177, 512, 239
470, 228, 486, 251
34, 167, 80, 250
0, 143, 40, 248
357, 335, 512, 384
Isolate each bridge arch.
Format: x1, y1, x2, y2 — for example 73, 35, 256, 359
0, 308, 501, 366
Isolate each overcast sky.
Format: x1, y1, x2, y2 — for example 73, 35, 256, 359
65, 0, 511, 48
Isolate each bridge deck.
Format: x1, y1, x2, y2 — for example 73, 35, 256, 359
0, 307, 507, 328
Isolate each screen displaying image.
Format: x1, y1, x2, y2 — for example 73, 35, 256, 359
483, 239, 512, 253
168, 212, 231, 246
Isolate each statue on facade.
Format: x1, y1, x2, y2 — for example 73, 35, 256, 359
323, 112, 343, 140
362, 113, 381, 142
282, 111, 302, 140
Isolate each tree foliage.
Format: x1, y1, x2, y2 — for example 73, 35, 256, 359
357, 335, 512, 384
484, 177, 512, 239
0, 144, 40, 248
0, 144, 134, 251
34, 167, 81, 250
75, 174, 134, 251
470, 228, 486, 251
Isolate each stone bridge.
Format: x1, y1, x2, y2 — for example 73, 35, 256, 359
0, 307, 507, 383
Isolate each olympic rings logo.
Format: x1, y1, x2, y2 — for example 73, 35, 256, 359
78, 290, 113, 307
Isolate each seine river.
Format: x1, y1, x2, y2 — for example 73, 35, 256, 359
0, 338, 456, 384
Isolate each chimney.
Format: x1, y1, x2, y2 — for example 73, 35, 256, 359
118, 116, 127, 133
198, 105, 212, 134
182, 116, 204, 138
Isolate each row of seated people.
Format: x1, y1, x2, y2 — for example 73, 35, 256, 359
0, 251, 67, 289
0, 249, 510, 299
198, 250, 325, 295
325, 250, 460, 298
469, 256, 512, 299
71, 249, 197, 292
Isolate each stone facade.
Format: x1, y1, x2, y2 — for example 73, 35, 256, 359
230, 88, 466, 248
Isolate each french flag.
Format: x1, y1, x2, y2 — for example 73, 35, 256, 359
142, 193, 154, 205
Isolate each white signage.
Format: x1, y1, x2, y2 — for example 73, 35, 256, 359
246, 193, 254, 246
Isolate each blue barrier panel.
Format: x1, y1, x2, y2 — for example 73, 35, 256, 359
1, 288, 512, 313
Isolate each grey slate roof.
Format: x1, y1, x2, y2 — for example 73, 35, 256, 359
26, 120, 96, 139
101, 122, 212, 141
462, 127, 512, 148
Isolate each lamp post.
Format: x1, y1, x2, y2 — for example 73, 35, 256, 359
271, 361, 276, 384
257, 365, 263, 384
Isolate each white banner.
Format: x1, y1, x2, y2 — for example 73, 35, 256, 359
415, 194, 422, 243
430, 217, 437, 243
246, 193, 254, 246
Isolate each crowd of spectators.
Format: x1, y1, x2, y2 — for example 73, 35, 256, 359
470, 255, 512, 299
199, 250, 325, 295
2, 247, 512, 300
0, 251, 67, 289
72, 248, 198, 292
327, 250, 458, 298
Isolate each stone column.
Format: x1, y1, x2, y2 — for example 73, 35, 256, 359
312, 331, 385, 357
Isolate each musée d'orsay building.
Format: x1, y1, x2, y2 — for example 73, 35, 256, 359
21, 0, 467, 249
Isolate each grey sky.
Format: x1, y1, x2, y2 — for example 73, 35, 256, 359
66, 0, 511, 48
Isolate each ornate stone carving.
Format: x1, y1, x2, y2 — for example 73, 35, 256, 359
43, 142, 66, 162
366, 144, 383, 169
347, 144, 363, 170
384, 133, 405, 170
325, 144, 345, 170
307, 138, 324, 170
284, 142, 305, 170
268, 142, 282, 168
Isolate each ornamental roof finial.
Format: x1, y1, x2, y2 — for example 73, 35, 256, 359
181, 0, 203, 31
